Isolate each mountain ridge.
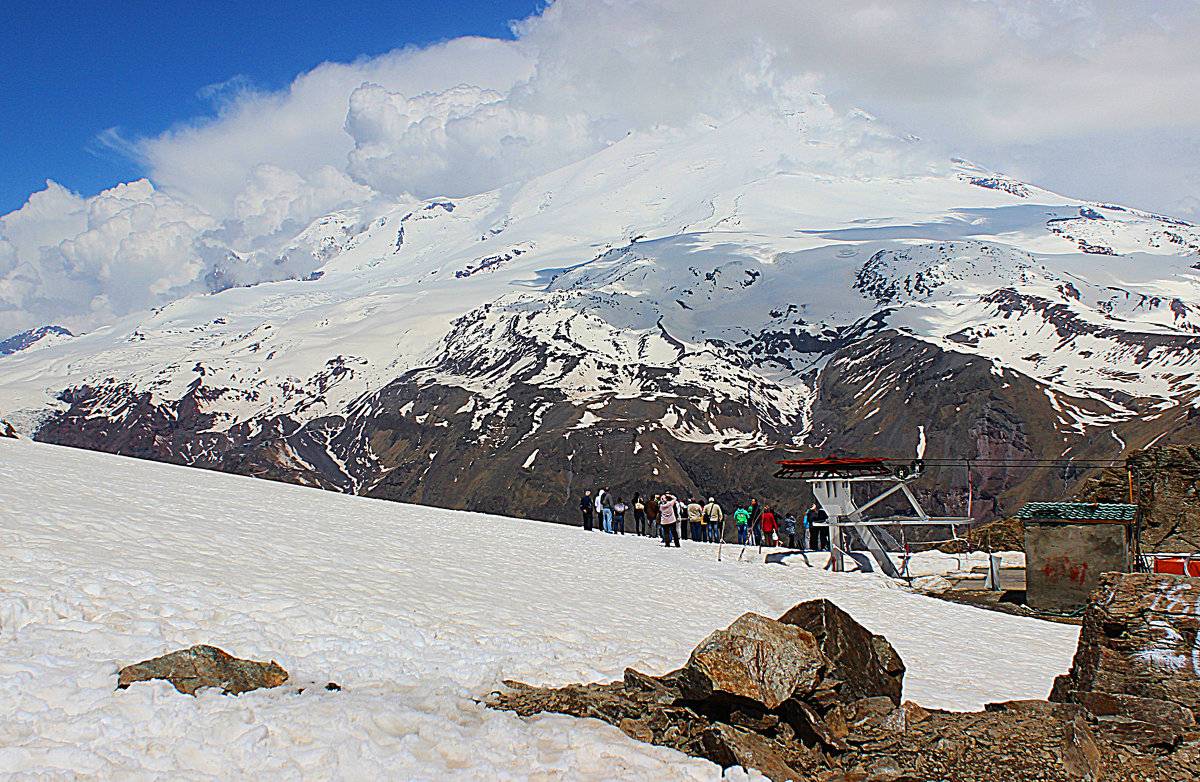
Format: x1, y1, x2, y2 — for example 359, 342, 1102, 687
4, 107, 1200, 536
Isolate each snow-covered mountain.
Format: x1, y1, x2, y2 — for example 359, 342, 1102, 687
4, 107, 1200, 526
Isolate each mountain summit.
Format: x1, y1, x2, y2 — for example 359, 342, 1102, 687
4, 106, 1200, 525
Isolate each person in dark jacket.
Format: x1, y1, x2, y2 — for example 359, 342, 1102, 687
632, 492, 646, 535
580, 490, 594, 531
748, 499, 763, 546
601, 487, 615, 533
645, 495, 660, 538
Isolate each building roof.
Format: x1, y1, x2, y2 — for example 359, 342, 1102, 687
1015, 502, 1137, 522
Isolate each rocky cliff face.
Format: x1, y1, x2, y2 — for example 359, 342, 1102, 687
1079, 446, 1200, 552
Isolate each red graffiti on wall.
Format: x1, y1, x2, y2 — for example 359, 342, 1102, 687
1041, 556, 1089, 584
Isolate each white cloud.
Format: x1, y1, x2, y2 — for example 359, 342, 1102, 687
6, 0, 1200, 339
138, 36, 534, 214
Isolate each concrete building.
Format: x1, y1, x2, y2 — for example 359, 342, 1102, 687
1016, 501, 1136, 612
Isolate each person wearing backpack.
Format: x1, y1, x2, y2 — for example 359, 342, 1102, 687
734, 505, 751, 545
702, 497, 724, 542
632, 492, 646, 535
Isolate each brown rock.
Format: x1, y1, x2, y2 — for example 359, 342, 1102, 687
1095, 715, 1183, 748
1073, 690, 1196, 728
1051, 572, 1200, 712
1062, 715, 1102, 780
845, 696, 897, 728
781, 698, 851, 752
825, 704, 850, 739
701, 723, 806, 781
679, 612, 827, 710
618, 717, 655, 744
117, 645, 288, 696
778, 599, 905, 706
900, 701, 929, 725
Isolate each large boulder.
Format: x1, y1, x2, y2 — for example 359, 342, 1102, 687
117, 645, 288, 696
778, 599, 905, 705
1050, 572, 1200, 748
677, 612, 828, 710
1051, 572, 1200, 712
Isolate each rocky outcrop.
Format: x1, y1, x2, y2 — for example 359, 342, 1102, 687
1050, 572, 1200, 749
677, 613, 827, 709
117, 645, 288, 696
491, 597, 1200, 780
1078, 445, 1200, 552
778, 599, 905, 706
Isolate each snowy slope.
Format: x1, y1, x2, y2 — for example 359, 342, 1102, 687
0, 438, 1077, 778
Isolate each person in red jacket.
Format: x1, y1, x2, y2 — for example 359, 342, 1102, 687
760, 506, 779, 547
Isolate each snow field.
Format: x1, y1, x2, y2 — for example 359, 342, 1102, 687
0, 439, 1078, 779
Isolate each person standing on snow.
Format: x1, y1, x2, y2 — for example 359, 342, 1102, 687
600, 487, 615, 533
760, 506, 779, 547
645, 494, 660, 538
687, 497, 704, 542
748, 498, 763, 547
632, 492, 646, 536
702, 497, 724, 543
580, 490, 594, 531
782, 511, 797, 548
734, 504, 751, 545
614, 497, 628, 535
659, 492, 681, 547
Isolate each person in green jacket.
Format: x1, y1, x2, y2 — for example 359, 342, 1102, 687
734, 505, 751, 545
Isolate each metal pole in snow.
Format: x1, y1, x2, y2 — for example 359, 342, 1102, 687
966, 459, 973, 519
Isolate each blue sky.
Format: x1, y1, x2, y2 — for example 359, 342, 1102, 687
0, 0, 542, 214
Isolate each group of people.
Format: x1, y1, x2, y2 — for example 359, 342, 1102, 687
578, 488, 833, 550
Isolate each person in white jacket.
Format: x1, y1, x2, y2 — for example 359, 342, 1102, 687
659, 492, 681, 547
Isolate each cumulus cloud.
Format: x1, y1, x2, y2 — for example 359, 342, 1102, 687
6, 0, 1200, 338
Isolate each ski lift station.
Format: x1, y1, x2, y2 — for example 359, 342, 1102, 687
773, 456, 969, 578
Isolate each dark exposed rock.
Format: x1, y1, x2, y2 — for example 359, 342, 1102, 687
701, 723, 810, 781
32, 330, 1190, 533
117, 645, 288, 696
778, 599, 905, 705
0, 324, 73, 355
1072, 691, 1196, 729
1, 420, 16, 438
491, 596, 1200, 781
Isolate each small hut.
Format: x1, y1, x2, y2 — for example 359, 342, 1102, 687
1015, 501, 1136, 612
